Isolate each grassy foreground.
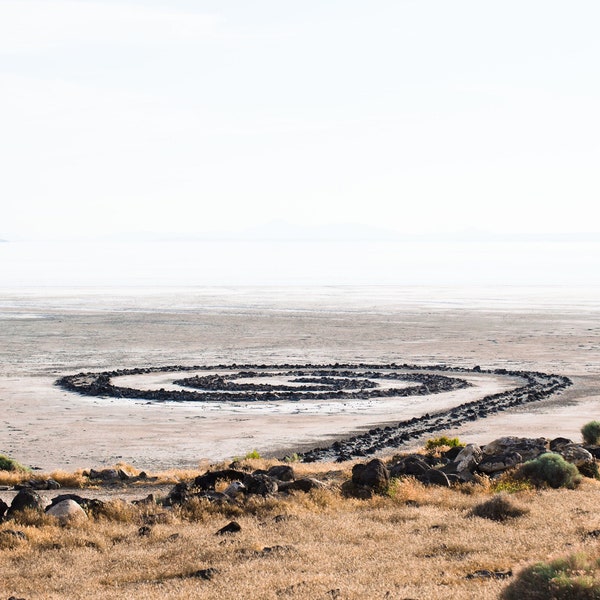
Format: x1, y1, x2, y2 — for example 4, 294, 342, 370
2, 458, 600, 599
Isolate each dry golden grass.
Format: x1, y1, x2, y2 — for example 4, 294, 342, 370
2, 466, 600, 599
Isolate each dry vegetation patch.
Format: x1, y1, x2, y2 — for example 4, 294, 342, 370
1, 469, 600, 599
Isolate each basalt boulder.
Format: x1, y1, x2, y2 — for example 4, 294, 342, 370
482, 437, 548, 462
352, 459, 390, 491
7, 488, 45, 519
478, 451, 523, 475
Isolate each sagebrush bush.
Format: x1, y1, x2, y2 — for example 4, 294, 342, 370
425, 436, 464, 450
581, 421, 600, 445
502, 552, 600, 600
516, 453, 581, 489
470, 493, 529, 522
0, 454, 29, 472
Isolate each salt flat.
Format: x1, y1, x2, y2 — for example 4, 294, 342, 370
0, 286, 599, 471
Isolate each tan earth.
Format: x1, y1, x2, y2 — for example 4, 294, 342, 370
1, 287, 599, 471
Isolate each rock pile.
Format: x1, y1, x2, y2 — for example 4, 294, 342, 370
346, 436, 599, 496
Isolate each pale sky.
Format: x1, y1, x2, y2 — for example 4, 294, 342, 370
1, 0, 599, 240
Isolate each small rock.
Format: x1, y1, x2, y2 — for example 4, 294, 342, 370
223, 481, 246, 497
216, 521, 241, 535
466, 569, 512, 580
138, 525, 152, 537
191, 567, 219, 580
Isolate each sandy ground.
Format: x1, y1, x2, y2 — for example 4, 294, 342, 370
0, 287, 599, 471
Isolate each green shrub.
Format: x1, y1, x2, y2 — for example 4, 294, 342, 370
0, 454, 29, 472
582, 421, 600, 445
502, 552, 600, 600
516, 453, 581, 489
283, 453, 301, 463
425, 436, 465, 450
244, 449, 261, 460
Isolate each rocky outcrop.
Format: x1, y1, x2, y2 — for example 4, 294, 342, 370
347, 435, 600, 494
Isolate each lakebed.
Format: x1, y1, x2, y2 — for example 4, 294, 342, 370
1, 286, 599, 471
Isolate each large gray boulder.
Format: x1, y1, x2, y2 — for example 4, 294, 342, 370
482, 437, 548, 462
46, 499, 87, 524
454, 444, 482, 475
478, 451, 523, 474
557, 444, 595, 468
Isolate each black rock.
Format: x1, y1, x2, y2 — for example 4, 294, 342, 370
194, 469, 248, 491
7, 488, 44, 518
266, 465, 295, 482
352, 459, 390, 491
216, 521, 241, 535
191, 567, 219, 580
243, 473, 278, 496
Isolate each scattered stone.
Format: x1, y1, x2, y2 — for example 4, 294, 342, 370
138, 525, 152, 537
190, 567, 219, 580
466, 569, 512, 580
273, 514, 294, 523
267, 465, 295, 481
194, 469, 248, 491
46, 499, 87, 524
143, 512, 170, 525
223, 481, 245, 498
352, 458, 389, 491
7, 488, 44, 518
216, 521, 241, 535
243, 473, 278, 496
88, 468, 120, 481
259, 544, 295, 556
165, 482, 190, 506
